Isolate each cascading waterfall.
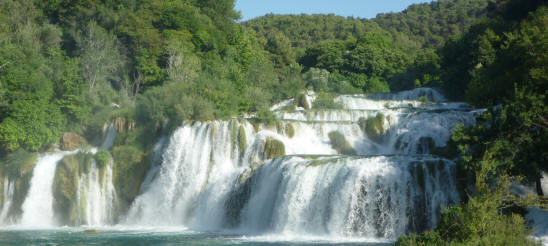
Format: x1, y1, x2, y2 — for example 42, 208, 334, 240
19, 151, 75, 227
124, 88, 476, 239
9, 122, 118, 227
237, 156, 458, 239
3, 87, 480, 241
76, 159, 117, 226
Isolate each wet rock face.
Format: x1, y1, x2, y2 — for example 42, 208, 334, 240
61, 133, 87, 151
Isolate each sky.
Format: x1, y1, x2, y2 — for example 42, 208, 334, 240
236, 0, 433, 21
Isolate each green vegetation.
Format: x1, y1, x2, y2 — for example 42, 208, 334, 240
285, 123, 295, 138
95, 150, 111, 169
263, 137, 286, 160
313, 91, 343, 110
397, 174, 538, 246
0, 0, 545, 242
327, 131, 356, 155
358, 114, 386, 142
112, 145, 149, 212
238, 125, 247, 152
53, 152, 94, 225
0, 150, 37, 220
396, 0, 548, 244
294, 93, 310, 109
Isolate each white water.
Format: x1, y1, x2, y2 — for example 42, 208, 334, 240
526, 208, 548, 245
19, 151, 75, 227
76, 160, 117, 226
121, 88, 474, 240
0, 177, 14, 224
4, 88, 480, 241
239, 156, 458, 239
101, 124, 117, 150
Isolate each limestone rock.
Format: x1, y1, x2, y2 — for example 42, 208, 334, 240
61, 132, 87, 151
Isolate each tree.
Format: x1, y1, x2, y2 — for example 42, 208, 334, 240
76, 21, 123, 91
166, 40, 200, 84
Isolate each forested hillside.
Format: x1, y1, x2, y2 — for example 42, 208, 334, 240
0, 0, 493, 158
244, 0, 491, 92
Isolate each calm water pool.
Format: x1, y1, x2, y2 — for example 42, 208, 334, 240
0, 228, 395, 246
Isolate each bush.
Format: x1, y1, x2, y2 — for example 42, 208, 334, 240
313, 91, 343, 110
397, 174, 539, 246
328, 131, 356, 155
95, 150, 111, 168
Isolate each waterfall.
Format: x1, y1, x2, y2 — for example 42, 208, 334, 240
76, 159, 117, 226
126, 121, 254, 227
122, 88, 475, 239
238, 156, 458, 239
4, 87, 478, 240
13, 123, 118, 227
0, 177, 14, 224
19, 151, 75, 227
101, 124, 117, 150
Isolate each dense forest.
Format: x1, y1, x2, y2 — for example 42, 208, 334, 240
0, 0, 547, 244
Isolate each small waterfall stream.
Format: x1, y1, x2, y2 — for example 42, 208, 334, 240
0, 177, 14, 224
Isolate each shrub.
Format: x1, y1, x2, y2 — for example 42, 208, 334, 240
313, 91, 343, 110
95, 150, 111, 168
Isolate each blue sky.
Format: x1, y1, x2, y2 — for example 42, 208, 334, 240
236, 0, 433, 21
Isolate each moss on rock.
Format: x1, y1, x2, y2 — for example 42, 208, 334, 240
294, 93, 310, 109
61, 132, 88, 151
238, 126, 246, 152
285, 123, 295, 138
328, 131, 356, 155
112, 145, 149, 212
231, 121, 238, 148
358, 113, 386, 142
264, 137, 286, 159
53, 152, 94, 225
2, 150, 37, 220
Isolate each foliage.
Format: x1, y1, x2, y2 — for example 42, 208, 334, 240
313, 91, 343, 110
112, 145, 149, 210
95, 149, 111, 168
396, 174, 538, 246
